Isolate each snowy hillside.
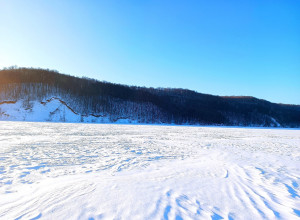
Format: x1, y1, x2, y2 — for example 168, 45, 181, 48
0, 98, 137, 124
1, 67, 300, 127
0, 122, 299, 219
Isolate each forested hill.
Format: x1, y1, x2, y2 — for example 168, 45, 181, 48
0, 67, 299, 127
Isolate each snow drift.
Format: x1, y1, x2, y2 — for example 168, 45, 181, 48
0, 98, 137, 123
0, 122, 299, 219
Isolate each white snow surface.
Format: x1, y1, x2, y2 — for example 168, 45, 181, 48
0, 122, 299, 220
0, 99, 137, 124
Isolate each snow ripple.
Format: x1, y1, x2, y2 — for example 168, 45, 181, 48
0, 122, 299, 219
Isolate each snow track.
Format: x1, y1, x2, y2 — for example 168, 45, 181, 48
0, 122, 299, 219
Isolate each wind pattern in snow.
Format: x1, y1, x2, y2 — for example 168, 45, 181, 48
0, 122, 299, 219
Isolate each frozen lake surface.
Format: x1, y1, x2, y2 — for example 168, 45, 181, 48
0, 122, 299, 219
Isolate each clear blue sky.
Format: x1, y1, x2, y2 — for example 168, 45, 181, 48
0, 0, 299, 104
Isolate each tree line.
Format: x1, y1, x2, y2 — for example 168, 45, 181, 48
0, 67, 299, 127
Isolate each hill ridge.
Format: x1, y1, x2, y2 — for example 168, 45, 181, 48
0, 67, 299, 127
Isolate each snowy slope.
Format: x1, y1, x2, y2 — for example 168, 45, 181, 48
0, 122, 299, 219
0, 98, 137, 124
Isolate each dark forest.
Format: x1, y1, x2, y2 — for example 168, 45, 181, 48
0, 67, 299, 127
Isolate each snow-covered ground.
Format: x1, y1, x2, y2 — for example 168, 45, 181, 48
0, 122, 299, 220
0, 99, 115, 123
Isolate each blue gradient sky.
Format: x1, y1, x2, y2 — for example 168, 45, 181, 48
0, 0, 299, 104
